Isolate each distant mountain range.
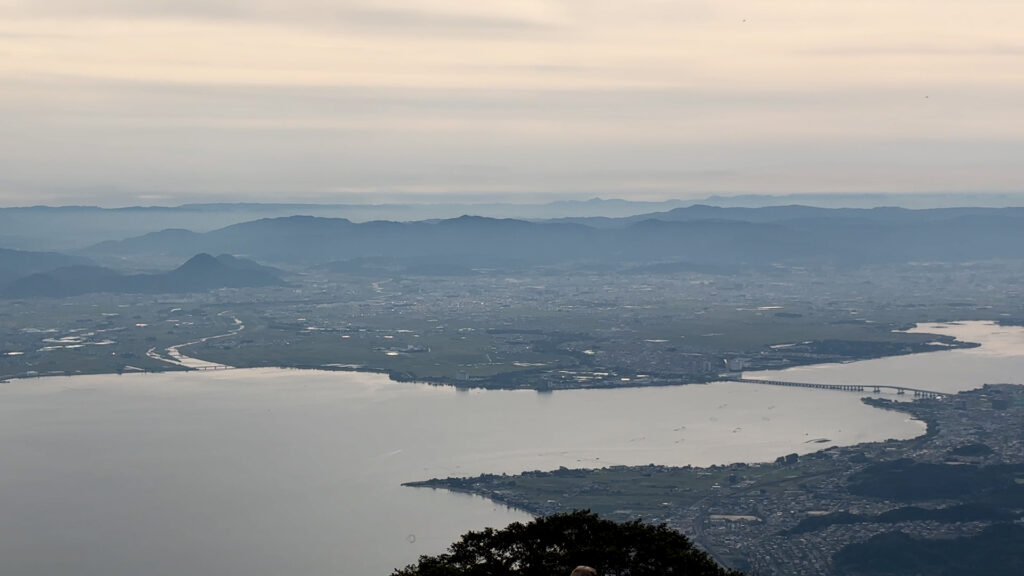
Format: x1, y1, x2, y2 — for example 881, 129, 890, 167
79, 206, 1024, 270
0, 199, 688, 251
552, 205, 1024, 227
1, 253, 284, 299
4, 194, 1023, 251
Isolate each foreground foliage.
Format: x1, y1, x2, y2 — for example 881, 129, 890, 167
393, 510, 741, 576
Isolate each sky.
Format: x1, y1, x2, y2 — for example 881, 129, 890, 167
1, 0, 1023, 206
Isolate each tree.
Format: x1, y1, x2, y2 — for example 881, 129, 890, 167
393, 510, 742, 576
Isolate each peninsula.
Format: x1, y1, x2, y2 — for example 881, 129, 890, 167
407, 384, 1024, 575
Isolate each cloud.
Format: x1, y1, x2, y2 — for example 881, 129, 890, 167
5, 0, 255, 20
4, 1, 556, 35
1, 1, 1024, 203
3, 72, 1023, 205
799, 43, 1024, 56
332, 7, 554, 34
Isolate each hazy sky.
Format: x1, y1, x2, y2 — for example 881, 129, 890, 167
2, 0, 1023, 206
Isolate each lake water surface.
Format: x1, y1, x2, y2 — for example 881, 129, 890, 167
1, 321, 1019, 575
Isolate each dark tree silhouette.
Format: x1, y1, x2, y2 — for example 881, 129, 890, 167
393, 510, 742, 576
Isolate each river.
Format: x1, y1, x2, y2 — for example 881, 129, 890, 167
0, 321, 1019, 575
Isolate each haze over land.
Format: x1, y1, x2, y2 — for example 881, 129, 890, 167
2, 202, 1021, 389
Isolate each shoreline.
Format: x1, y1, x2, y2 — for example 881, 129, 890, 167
0, 323, 982, 390
399, 319, 1023, 514
402, 383, 1023, 575
402, 390, 935, 497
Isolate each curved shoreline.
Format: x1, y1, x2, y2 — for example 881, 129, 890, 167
402, 319, 1024, 513
403, 390, 933, 494
4, 324, 1015, 575
402, 383, 1024, 576
0, 319, 984, 389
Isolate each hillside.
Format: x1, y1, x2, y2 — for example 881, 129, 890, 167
1, 253, 284, 298
0, 248, 92, 288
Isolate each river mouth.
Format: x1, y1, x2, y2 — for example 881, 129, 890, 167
0, 321, 1019, 576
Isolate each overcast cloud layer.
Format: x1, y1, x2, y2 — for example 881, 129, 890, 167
1, 0, 1023, 205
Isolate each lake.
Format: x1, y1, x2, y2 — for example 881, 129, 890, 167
0, 321, 1019, 575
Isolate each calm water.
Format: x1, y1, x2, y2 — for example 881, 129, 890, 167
0, 321, 1019, 575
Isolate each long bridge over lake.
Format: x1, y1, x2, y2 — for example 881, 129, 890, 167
188, 364, 234, 371
727, 377, 944, 398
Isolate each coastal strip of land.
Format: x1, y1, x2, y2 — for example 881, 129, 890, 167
406, 384, 1024, 575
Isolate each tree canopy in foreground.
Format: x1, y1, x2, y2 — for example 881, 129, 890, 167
393, 510, 742, 576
